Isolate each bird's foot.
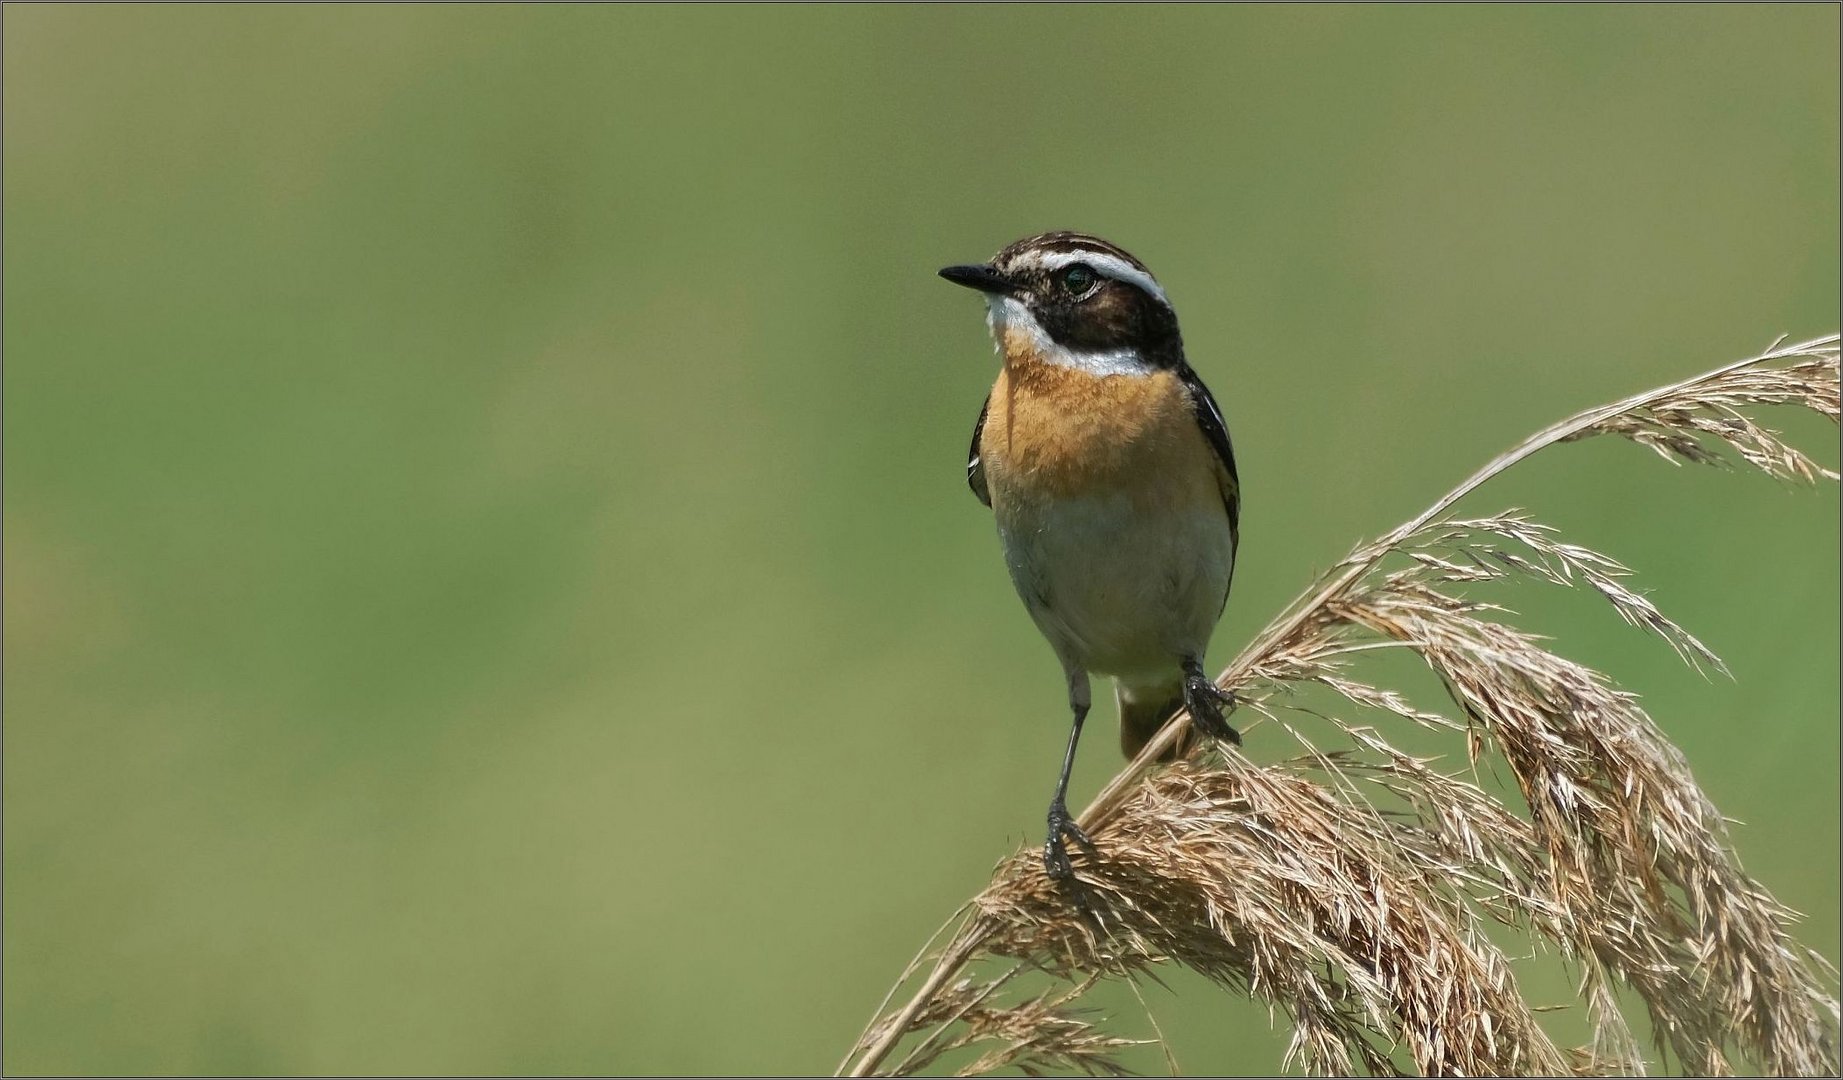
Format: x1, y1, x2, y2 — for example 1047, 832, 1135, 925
1043, 800, 1097, 881
1183, 664, 1242, 746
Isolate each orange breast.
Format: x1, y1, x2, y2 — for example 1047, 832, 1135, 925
980, 359, 1219, 512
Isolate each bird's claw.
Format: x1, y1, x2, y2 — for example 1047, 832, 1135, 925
1183, 669, 1242, 746
1043, 802, 1097, 881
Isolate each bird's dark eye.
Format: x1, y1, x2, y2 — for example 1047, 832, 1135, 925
1059, 264, 1098, 295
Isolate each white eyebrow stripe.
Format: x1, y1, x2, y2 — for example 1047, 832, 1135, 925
1035, 250, 1169, 306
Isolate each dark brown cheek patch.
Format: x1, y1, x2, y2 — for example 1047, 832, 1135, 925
1091, 287, 1138, 343
1038, 282, 1176, 360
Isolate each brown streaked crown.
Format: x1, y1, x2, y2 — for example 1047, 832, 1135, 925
991, 232, 1156, 275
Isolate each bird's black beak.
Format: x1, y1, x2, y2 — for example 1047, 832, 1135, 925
938, 263, 1015, 295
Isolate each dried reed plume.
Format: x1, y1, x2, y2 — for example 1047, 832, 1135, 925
840, 334, 1841, 1077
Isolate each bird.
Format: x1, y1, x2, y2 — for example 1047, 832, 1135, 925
939, 231, 1241, 881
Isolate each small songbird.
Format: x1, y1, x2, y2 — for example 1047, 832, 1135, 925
940, 232, 1241, 880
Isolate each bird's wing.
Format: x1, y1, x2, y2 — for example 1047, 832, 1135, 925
1178, 364, 1240, 556
967, 393, 992, 507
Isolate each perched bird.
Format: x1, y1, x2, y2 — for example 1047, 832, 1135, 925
940, 232, 1242, 880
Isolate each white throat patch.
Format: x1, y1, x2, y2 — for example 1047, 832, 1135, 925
983, 295, 1152, 377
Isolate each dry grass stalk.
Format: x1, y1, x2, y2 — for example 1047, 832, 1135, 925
975, 764, 1575, 1076
865, 972, 1149, 1077
839, 335, 1840, 1078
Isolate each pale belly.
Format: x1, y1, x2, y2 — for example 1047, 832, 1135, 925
994, 490, 1234, 683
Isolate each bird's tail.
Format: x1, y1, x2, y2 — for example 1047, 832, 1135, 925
1116, 681, 1191, 762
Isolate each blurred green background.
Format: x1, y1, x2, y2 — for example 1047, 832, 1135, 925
5, 5, 1837, 1075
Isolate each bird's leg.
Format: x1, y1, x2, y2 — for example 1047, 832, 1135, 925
1044, 670, 1097, 881
1182, 658, 1241, 746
